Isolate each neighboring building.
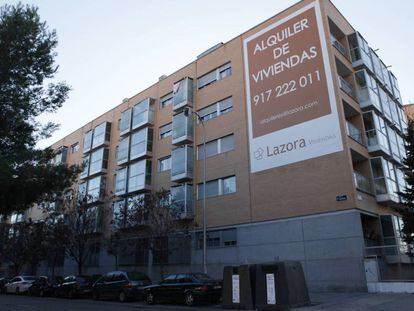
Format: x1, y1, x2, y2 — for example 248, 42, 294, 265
404, 103, 414, 120
21, 0, 410, 291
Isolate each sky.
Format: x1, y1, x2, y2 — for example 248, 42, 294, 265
3, 0, 414, 148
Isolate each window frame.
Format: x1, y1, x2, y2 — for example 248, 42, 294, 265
197, 175, 236, 199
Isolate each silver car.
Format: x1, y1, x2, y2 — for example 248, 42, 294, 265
5, 276, 37, 294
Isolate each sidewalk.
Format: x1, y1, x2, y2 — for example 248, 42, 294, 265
132, 292, 414, 311
293, 292, 414, 311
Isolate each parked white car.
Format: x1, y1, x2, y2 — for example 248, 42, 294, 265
5, 276, 37, 294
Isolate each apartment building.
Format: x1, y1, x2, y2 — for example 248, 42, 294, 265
22, 0, 410, 291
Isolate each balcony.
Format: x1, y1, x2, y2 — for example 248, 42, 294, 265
80, 155, 90, 179
355, 69, 382, 112
88, 147, 109, 177
353, 171, 373, 194
338, 76, 355, 98
173, 77, 193, 111
92, 122, 111, 151
114, 167, 127, 196
117, 136, 129, 166
330, 33, 348, 58
348, 32, 374, 73
132, 98, 155, 130
171, 145, 193, 182
172, 111, 193, 145
130, 127, 153, 161
365, 129, 390, 156
346, 121, 366, 145
53, 146, 68, 165
86, 175, 106, 204
171, 183, 194, 219
83, 130, 93, 154
363, 111, 391, 157
119, 108, 132, 136
127, 159, 152, 194
370, 157, 400, 205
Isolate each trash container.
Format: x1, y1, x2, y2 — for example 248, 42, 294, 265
254, 261, 310, 310
222, 265, 256, 309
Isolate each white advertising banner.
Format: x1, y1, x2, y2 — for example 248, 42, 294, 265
243, 1, 343, 173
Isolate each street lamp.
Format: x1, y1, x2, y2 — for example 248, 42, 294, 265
184, 107, 207, 274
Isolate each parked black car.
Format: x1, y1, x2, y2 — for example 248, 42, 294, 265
144, 273, 222, 306
54, 275, 93, 299
28, 276, 62, 297
92, 271, 151, 302
0, 277, 10, 294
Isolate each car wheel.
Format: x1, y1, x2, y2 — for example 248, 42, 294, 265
185, 292, 195, 306
15, 287, 20, 295
146, 292, 155, 304
92, 290, 100, 301
119, 291, 128, 303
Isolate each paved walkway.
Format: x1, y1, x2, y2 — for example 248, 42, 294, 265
293, 292, 414, 311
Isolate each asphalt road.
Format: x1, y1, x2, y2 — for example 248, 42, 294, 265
0, 294, 221, 311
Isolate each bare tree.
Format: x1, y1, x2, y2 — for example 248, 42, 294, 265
114, 189, 194, 279
0, 218, 47, 276
56, 191, 105, 275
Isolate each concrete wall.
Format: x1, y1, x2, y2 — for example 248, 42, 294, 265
191, 209, 367, 292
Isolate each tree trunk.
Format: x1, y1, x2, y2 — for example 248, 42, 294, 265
115, 255, 119, 270
147, 241, 153, 280
78, 261, 82, 276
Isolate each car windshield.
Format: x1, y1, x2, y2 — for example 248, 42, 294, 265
128, 272, 149, 282
23, 277, 38, 281
192, 273, 213, 281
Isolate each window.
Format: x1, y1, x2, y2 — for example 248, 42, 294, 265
171, 184, 193, 217
132, 98, 154, 129
10, 212, 23, 224
80, 155, 90, 178
120, 108, 132, 134
198, 134, 234, 160
197, 63, 232, 89
159, 123, 172, 139
112, 200, 126, 228
172, 77, 193, 110
198, 97, 233, 122
130, 128, 153, 160
172, 111, 193, 144
160, 92, 173, 108
117, 137, 129, 164
115, 168, 127, 195
92, 122, 111, 149
197, 175, 236, 199
171, 145, 193, 181
83, 130, 93, 153
71, 142, 79, 153
128, 160, 151, 193
197, 228, 236, 249
89, 148, 108, 175
87, 176, 105, 203
158, 156, 171, 172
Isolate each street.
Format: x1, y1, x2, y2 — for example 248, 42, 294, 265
2, 292, 414, 311
0, 294, 221, 311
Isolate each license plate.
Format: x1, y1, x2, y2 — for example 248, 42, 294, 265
213, 285, 221, 289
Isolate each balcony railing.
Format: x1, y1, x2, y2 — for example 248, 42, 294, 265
346, 121, 366, 145
338, 76, 355, 98
330, 34, 348, 58
353, 171, 373, 194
